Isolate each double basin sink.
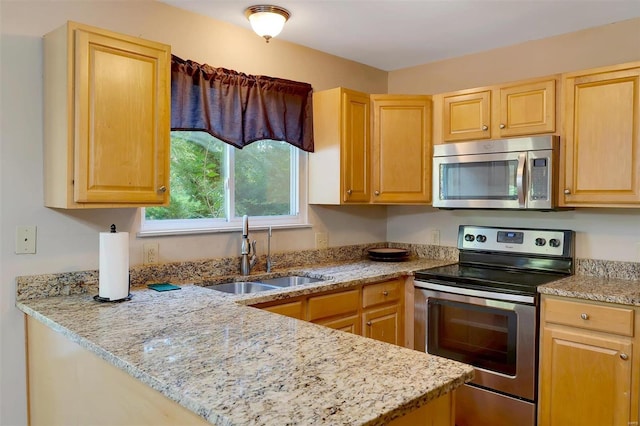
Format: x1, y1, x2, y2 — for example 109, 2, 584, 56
205, 275, 325, 295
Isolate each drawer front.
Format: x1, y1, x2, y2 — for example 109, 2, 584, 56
308, 289, 359, 321
263, 300, 305, 320
362, 279, 402, 308
544, 297, 634, 337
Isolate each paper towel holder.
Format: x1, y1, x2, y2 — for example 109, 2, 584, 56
95, 224, 132, 303
93, 292, 132, 303
94, 274, 132, 303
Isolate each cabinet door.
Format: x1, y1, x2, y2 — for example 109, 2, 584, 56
341, 90, 371, 203
539, 327, 633, 426
499, 80, 555, 137
443, 91, 491, 142
561, 64, 640, 206
371, 95, 431, 203
363, 304, 403, 346
315, 314, 361, 334
74, 26, 170, 204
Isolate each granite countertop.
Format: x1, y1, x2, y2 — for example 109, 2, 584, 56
539, 274, 640, 306
17, 258, 474, 426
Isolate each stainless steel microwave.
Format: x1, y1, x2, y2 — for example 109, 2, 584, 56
432, 136, 559, 210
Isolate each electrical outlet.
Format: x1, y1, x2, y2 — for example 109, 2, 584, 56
430, 229, 440, 246
315, 232, 328, 249
143, 242, 159, 264
15, 226, 37, 254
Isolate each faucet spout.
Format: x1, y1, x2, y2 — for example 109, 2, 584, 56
240, 215, 257, 275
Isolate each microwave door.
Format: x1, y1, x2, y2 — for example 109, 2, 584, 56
433, 151, 524, 209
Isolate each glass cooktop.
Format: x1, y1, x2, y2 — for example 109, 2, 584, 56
414, 263, 569, 297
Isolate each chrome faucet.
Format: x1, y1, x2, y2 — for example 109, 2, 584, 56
266, 226, 274, 273
240, 215, 257, 275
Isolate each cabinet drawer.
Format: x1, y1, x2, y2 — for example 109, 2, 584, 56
362, 279, 402, 308
262, 300, 305, 320
544, 297, 634, 337
308, 289, 359, 321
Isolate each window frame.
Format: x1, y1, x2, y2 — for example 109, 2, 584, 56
139, 138, 310, 237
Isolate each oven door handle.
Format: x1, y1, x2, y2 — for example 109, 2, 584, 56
414, 279, 535, 305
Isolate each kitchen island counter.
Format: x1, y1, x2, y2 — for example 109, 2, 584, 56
17, 258, 473, 426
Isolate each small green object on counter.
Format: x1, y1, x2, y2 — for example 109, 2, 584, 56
147, 283, 181, 292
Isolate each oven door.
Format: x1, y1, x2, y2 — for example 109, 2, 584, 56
414, 282, 536, 401
432, 151, 526, 209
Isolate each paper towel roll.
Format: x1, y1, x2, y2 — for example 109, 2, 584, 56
99, 230, 130, 301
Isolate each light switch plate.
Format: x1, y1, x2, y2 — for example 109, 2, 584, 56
16, 226, 37, 254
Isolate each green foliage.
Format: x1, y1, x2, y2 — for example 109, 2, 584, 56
145, 132, 293, 221
235, 140, 291, 216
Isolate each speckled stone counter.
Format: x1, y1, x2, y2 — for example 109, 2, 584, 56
16, 258, 473, 426
539, 275, 640, 306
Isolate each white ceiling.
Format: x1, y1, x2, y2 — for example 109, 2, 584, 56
161, 0, 640, 71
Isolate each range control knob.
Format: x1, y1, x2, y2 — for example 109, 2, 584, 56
549, 238, 561, 248
464, 234, 475, 242
535, 238, 547, 246
476, 234, 487, 243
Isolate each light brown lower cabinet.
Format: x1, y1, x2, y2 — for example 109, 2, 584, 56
262, 299, 306, 320
253, 278, 405, 347
538, 295, 640, 426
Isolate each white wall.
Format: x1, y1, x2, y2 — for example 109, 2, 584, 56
387, 207, 640, 262
387, 18, 640, 262
0, 2, 388, 424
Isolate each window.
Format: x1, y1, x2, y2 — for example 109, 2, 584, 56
141, 131, 307, 235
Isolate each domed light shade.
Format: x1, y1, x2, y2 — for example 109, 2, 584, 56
244, 5, 290, 43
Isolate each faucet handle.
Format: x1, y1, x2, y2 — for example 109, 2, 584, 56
251, 240, 257, 256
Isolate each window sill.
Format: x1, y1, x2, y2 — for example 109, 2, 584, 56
136, 223, 313, 238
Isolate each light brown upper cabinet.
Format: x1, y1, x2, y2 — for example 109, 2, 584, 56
434, 78, 556, 143
310, 88, 432, 205
560, 62, 640, 207
309, 87, 371, 204
44, 21, 171, 208
371, 95, 432, 204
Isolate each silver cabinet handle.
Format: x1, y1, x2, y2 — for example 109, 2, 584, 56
620, 353, 629, 360
366, 321, 372, 326
158, 185, 167, 193
374, 190, 380, 196
482, 125, 488, 131
580, 313, 589, 320
564, 189, 571, 195
382, 290, 389, 296
499, 124, 505, 129
346, 189, 352, 195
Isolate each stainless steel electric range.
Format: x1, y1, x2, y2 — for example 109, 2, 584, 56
414, 225, 574, 426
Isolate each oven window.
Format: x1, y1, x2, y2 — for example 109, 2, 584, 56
440, 160, 518, 200
427, 299, 517, 376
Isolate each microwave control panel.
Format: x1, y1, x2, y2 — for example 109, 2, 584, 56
529, 158, 549, 200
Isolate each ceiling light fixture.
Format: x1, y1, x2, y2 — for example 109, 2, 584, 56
244, 5, 290, 43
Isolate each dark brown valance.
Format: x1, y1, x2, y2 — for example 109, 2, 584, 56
170, 55, 314, 152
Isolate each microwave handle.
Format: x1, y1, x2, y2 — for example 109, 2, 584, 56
517, 152, 526, 207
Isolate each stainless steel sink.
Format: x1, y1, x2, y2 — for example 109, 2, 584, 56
205, 281, 279, 294
257, 275, 324, 287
